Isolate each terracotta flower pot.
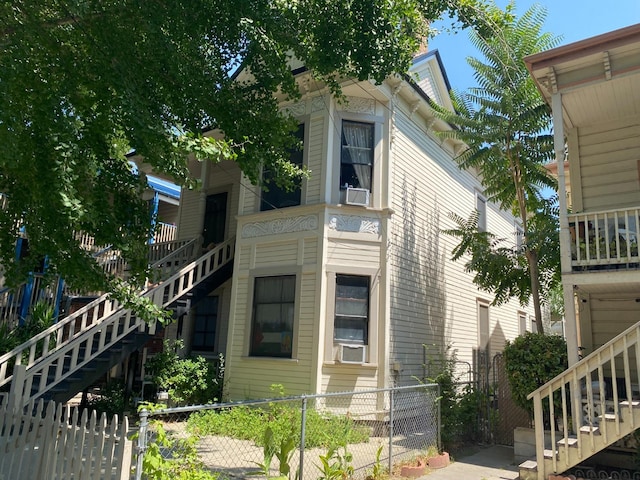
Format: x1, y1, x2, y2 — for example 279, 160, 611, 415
400, 459, 426, 477
427, 452, 450, 469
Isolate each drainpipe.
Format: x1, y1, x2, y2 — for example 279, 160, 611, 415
552, 92, 579, 367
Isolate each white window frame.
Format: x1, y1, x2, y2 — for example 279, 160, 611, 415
476, 192, 487, 232
477, 300, 490, 352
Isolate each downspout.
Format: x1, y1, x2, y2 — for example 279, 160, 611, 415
149, 191, 160, 244
552, 92, 579, 367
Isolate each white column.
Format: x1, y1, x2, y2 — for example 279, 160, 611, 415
552, 92, 579, 366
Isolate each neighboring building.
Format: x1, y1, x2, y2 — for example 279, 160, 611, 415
522, 23, 640, 479
165, 50, 534, 400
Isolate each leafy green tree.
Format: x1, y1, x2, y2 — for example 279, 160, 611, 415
0, 0, 504, 308
434, 3, 561, 332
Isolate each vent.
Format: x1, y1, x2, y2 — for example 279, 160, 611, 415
337, 344, 366, 364
345, 187, 370, 207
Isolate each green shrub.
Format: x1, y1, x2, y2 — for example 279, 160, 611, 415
423, 345, 486, 450
88, 379, 131, 418
145, 339, 223, 405
503, 332, 567, 417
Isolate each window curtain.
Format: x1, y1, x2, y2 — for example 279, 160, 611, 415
342, 123, 372, 190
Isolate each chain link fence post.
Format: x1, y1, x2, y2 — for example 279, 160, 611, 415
135, 408, 148, 480
299, 395, 307, 480
388, 387, 394, 474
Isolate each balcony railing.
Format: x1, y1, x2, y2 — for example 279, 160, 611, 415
568, 207, 640, 270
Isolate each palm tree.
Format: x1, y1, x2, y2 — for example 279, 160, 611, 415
434, 4, 561, 332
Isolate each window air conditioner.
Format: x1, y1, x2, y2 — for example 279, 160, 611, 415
337, 344, 367, 364
345, 187, 370, 207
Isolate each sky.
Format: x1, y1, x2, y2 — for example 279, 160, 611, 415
429, 0, 640, 92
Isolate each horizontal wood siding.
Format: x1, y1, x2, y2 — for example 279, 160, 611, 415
578, 119, 640, 211
320, 366, 378, 392
225, 237, 319, 400
326, 240, 380, 267
306, 115, 325, 204
388, 109, 529, 385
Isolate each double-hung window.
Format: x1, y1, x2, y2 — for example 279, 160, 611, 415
340, 121, 373, 193
250, 275, 295, 358
261, 124, 304, 211
334, 275, 369, 344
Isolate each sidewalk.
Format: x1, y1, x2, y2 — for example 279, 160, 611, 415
422, 445, 520, 480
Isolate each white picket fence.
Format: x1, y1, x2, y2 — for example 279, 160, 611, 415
0, 387, 132, 479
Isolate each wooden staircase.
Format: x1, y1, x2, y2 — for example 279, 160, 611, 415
520, 323, 640, 479
0, 237, 235, 408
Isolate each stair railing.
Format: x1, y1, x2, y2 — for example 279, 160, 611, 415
528, 322, 640, 479
1, 237, 235, 408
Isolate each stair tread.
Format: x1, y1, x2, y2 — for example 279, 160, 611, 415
557, 437, 578, 446
620, 400, 640, 407
519, 459, 537, 470
579, 425, 600, 434
599, 413, 619, 421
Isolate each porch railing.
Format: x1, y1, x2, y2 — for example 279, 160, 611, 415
527, 322, 640, 479
568, 207, 640, 269
153, 222, 177, 244
0, 275, 62, 330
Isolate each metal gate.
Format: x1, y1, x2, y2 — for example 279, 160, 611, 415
490, 352, 531, 445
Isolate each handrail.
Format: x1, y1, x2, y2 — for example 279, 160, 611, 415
527, 320, 640, 479
3, 237, 235, 407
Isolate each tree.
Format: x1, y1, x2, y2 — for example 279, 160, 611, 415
0, 0, 505, 304
433, 3, 561, 332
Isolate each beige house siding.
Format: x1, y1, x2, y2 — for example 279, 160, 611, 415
575, 117, 640, 212
224, 220, 321, 399
388, 106, 529, 385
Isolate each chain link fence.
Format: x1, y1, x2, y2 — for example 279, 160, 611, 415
134, 384, 439, 480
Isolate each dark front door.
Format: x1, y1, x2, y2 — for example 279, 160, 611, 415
203, 192, 227, 248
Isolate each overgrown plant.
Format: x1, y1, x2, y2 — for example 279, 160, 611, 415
88, 379, 131, 419
186, 384, 369, 449
366, 445, 386, 480
133, 417, 221, 480
422, 345, 485, 450
503, 332, 567, 423
252, 426, 297, 480
145, 339, 224, 405
316, 442, 354, 480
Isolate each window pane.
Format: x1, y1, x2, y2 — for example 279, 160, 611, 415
334, 316, 367, 343
261, 124, 304, 211
340, 121, 373, 190
251, 275, 296, 358
192, 296, 218, 351
334, 275, 369, 345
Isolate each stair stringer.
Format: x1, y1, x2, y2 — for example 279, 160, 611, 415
2, 237, 235, 408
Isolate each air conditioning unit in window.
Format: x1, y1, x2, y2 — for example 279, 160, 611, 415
345, 187, 370, 207
337, 344, 367, 364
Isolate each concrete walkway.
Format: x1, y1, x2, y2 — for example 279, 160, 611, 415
422, 445, 520, 480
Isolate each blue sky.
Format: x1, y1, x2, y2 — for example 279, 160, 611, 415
429, 0, 640, 92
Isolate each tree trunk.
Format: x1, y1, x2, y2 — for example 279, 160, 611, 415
525, 248, 544, 334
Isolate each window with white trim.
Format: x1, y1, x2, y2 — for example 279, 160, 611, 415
340, 121, 373, 194
478, 302, 490, 351
250, 275, 295, 358
518, 312, 527, 335
476, 193, 487, 232
334, 274, 370, 345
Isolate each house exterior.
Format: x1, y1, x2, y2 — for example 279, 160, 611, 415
163, 50, 535, 400
522, 23, 640, 479
0, 49, 534, 413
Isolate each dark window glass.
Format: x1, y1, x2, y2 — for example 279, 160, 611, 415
192, 296, 219, 351
250, 276, 295, 358
261, 125, 304, 211
334, 275, 369, 344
